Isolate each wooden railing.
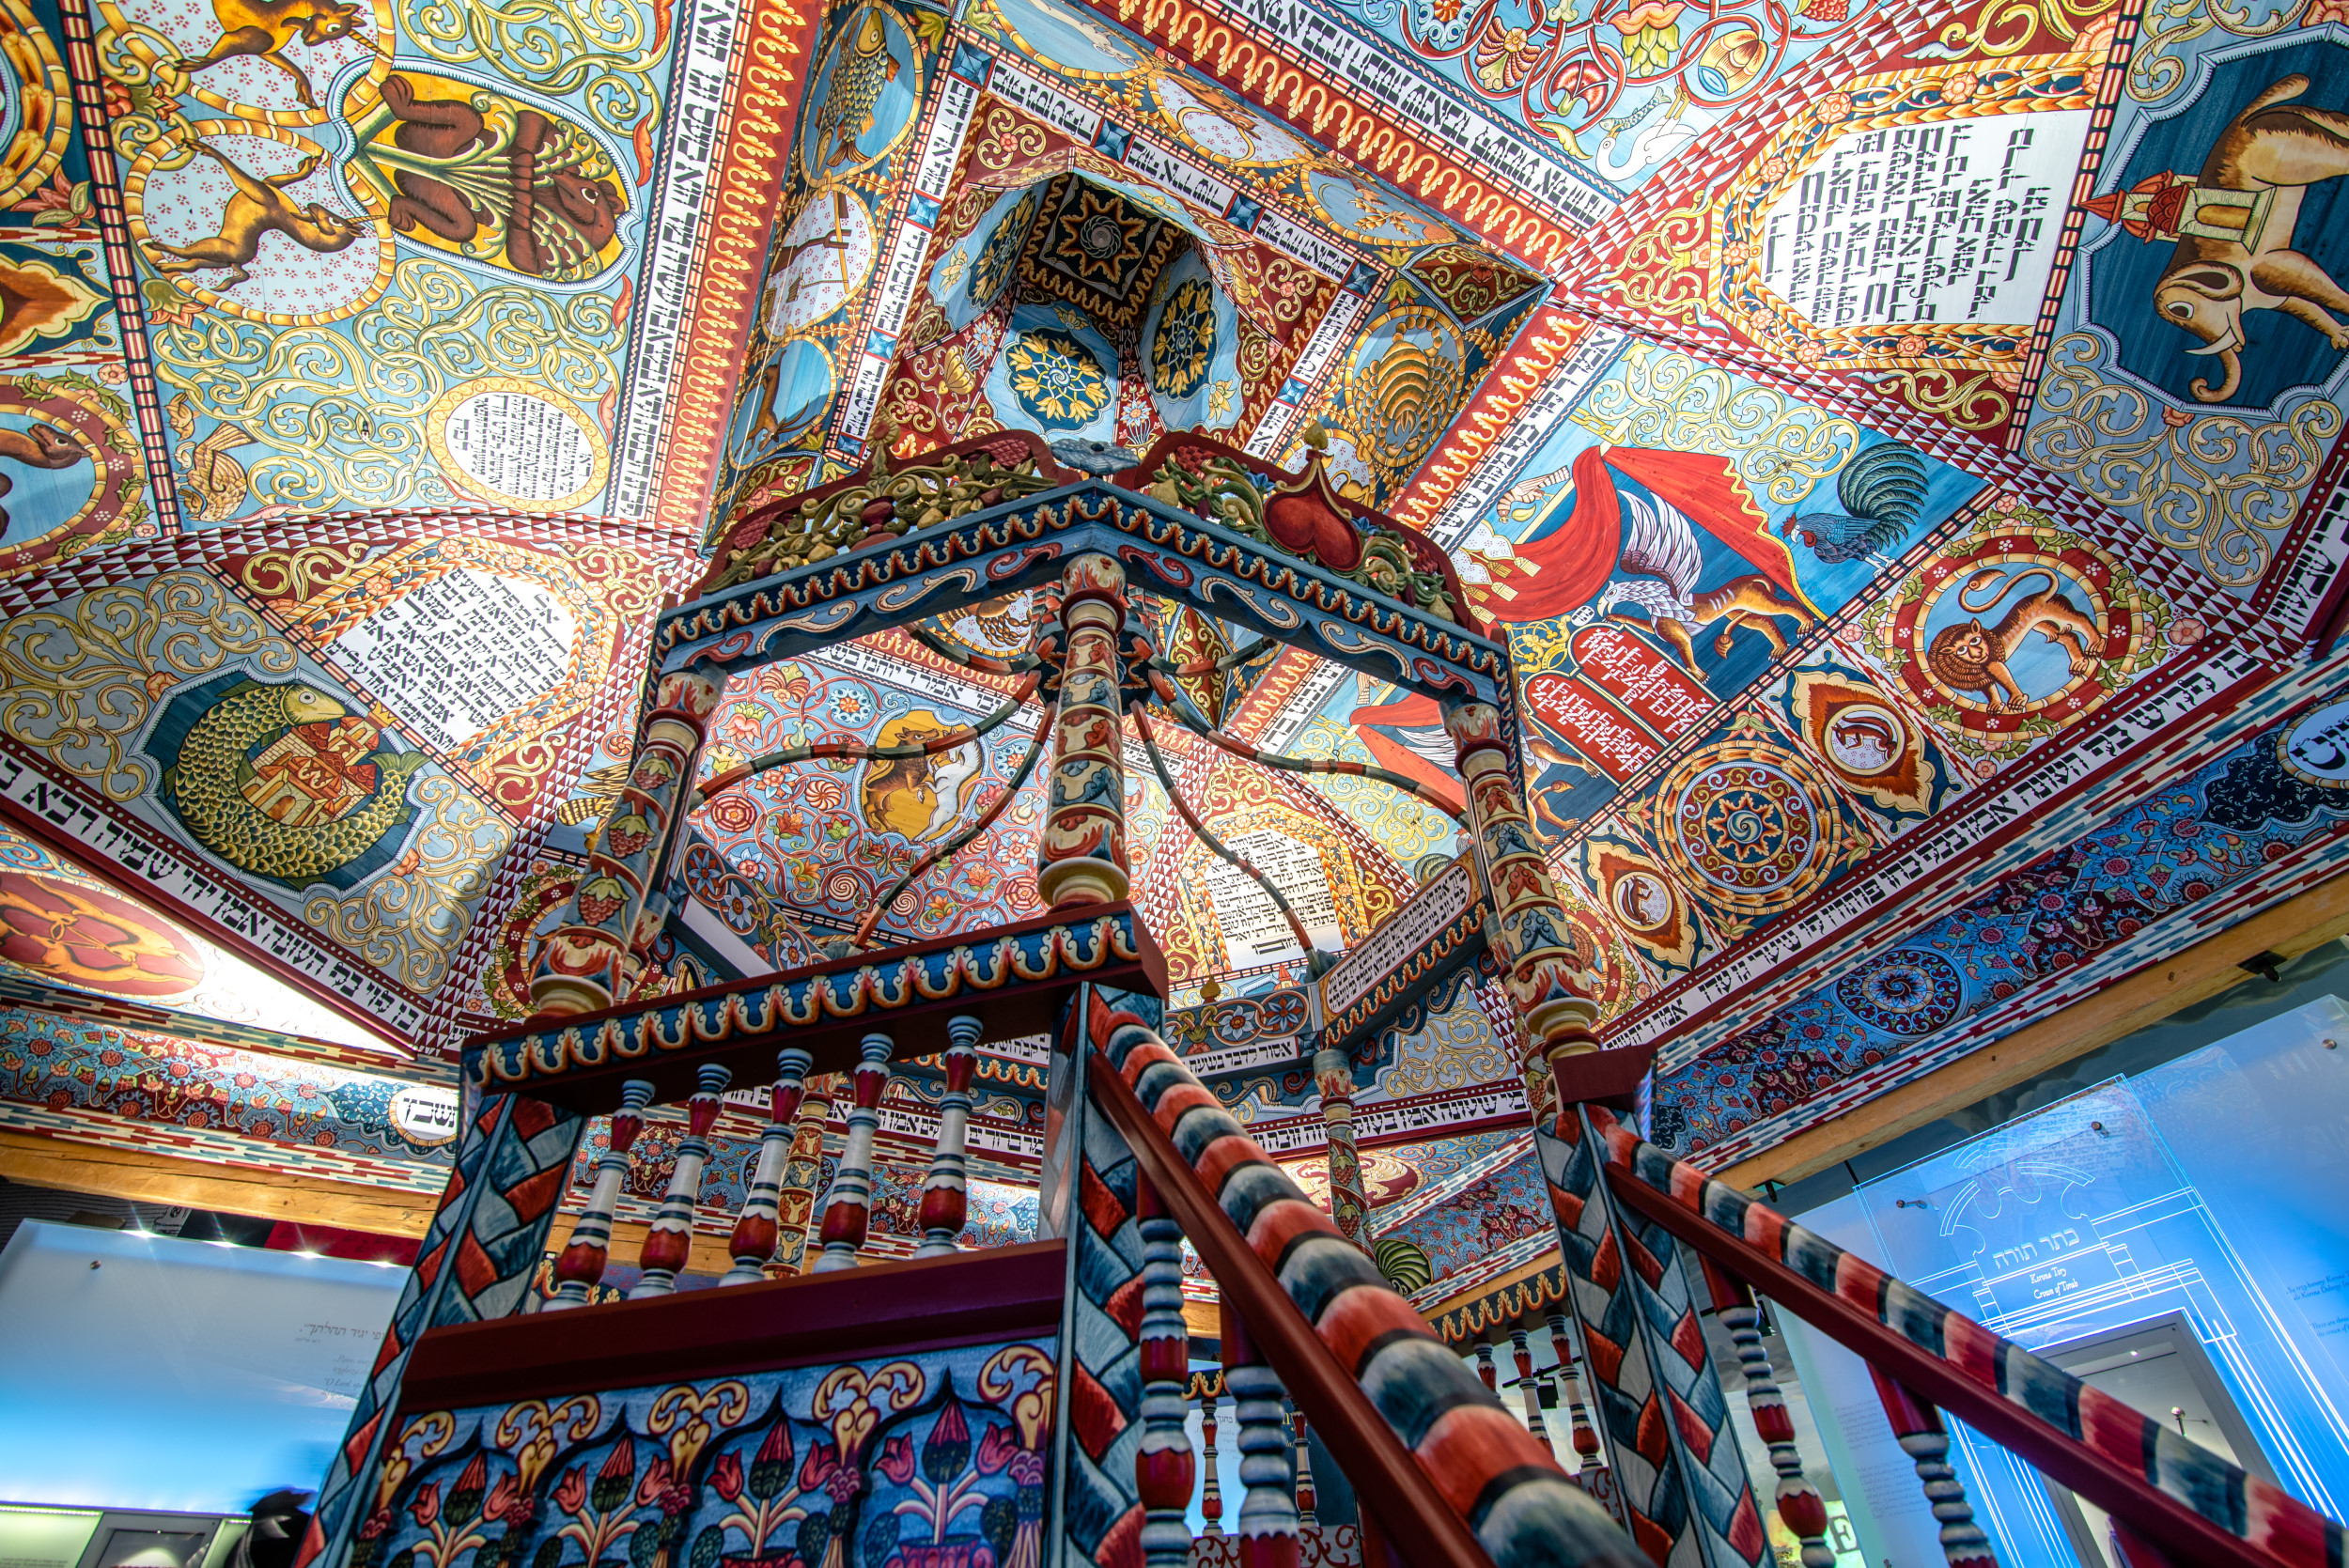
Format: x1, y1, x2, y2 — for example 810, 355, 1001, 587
1095, 990, 2349, 1568
544, 1017, 987, 1305
1582, 1104, 2348, 1568
1083, 993, 1643, 1568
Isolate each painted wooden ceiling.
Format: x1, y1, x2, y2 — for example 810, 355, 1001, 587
0, 0, 2346, 1316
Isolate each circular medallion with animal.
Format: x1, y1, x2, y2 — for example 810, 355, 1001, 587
0, 377, 145, 574
861, 709, 986, 843
1892, 528, 2143, 737
148, 673, 428, 891
1819, 699, 1906, 777
1609, 864, 1676, 933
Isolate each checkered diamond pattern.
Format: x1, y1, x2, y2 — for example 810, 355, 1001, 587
299, 1092, 584, 1568
1537, 1105, 1768, 1568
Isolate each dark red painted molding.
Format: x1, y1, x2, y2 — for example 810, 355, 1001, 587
1549, 1041, 1656, 1110
395, 1241, 1066, 1412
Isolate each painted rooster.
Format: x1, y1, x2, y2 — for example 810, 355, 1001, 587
1776, 441, 1930, 570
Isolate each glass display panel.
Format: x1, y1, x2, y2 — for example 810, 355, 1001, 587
0, 1220, 406, 1513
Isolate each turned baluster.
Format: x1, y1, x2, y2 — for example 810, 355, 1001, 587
722, 1048, 813, 1286
547, 1079, 653, 1310
1475, 1340, 1499, 1390
1197, 1374, 1226, 1537
814, 1032, 894, 1272
1870, 1368, 1999, 1568
1134, 1175, 1195, 1568
777, 1073, 836, 1274
1547, 1311, 1605, 1474
1225, 1309, 1300, 1568
915, 1016, 980, 1257
1702, 1259, 1834, 1568
1287, 1405, 1315, 1528
1509, 1326, 1550, 1443
631, 1063, 731, 1297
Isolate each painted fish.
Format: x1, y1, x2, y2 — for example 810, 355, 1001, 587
162, 680, 429, 885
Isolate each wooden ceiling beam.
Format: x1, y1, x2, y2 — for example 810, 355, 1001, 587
0, 1129, 439, 1235
1719, 869, 2349, 1190
0, 1132, 737, 1275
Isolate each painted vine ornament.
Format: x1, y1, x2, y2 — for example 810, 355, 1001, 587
0, 370, 148, 578
1035, 551, 1131, 908
530, 661, 724, 1017
710, 424, 1060, 590
1445, 698, 1603, 1064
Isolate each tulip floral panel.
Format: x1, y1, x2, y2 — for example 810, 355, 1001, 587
359, 1342, 1057, 1568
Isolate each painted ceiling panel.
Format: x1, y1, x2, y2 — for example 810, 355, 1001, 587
0, 0, 2344, 1320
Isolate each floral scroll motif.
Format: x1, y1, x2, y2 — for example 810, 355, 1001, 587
396, 0, 672, 138
0, 570, 293, 801
2025, 332, 2341, 588
147, 258, 625, 514
1578, 343, 1859, 507
0, 570, 509, 992
2128, 0, 2306, 105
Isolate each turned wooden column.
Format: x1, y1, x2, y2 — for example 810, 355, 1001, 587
1036, 554, 1130, 908
1224, 1309, 1300, 1568
1509, 1326, 1550, 1443
1134, 1174, 1195, 1568
1871, 1369, 1999, 1568
631, 1063, 730, 1297
1288, 1405, 1315, 1528
530, 660, 725, 1015
775, 1072, 835, 1274
1443, 698, 1601, 1069
1311, 1045, 1375, 1252
1548, 1312, 1605, 1474
1197, 1374, 1226, 1537
1703, 1260, 1833, 1568
547, 1079, 652, 1309
914, 1015, 980, 1257
1451, 693, 1769, 1568
722, 1048, 812, 1285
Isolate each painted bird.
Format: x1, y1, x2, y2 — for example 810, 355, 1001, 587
1777, 441, 1930, 571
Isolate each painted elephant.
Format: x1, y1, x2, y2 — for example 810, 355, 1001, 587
2154, 73, 2349, 402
